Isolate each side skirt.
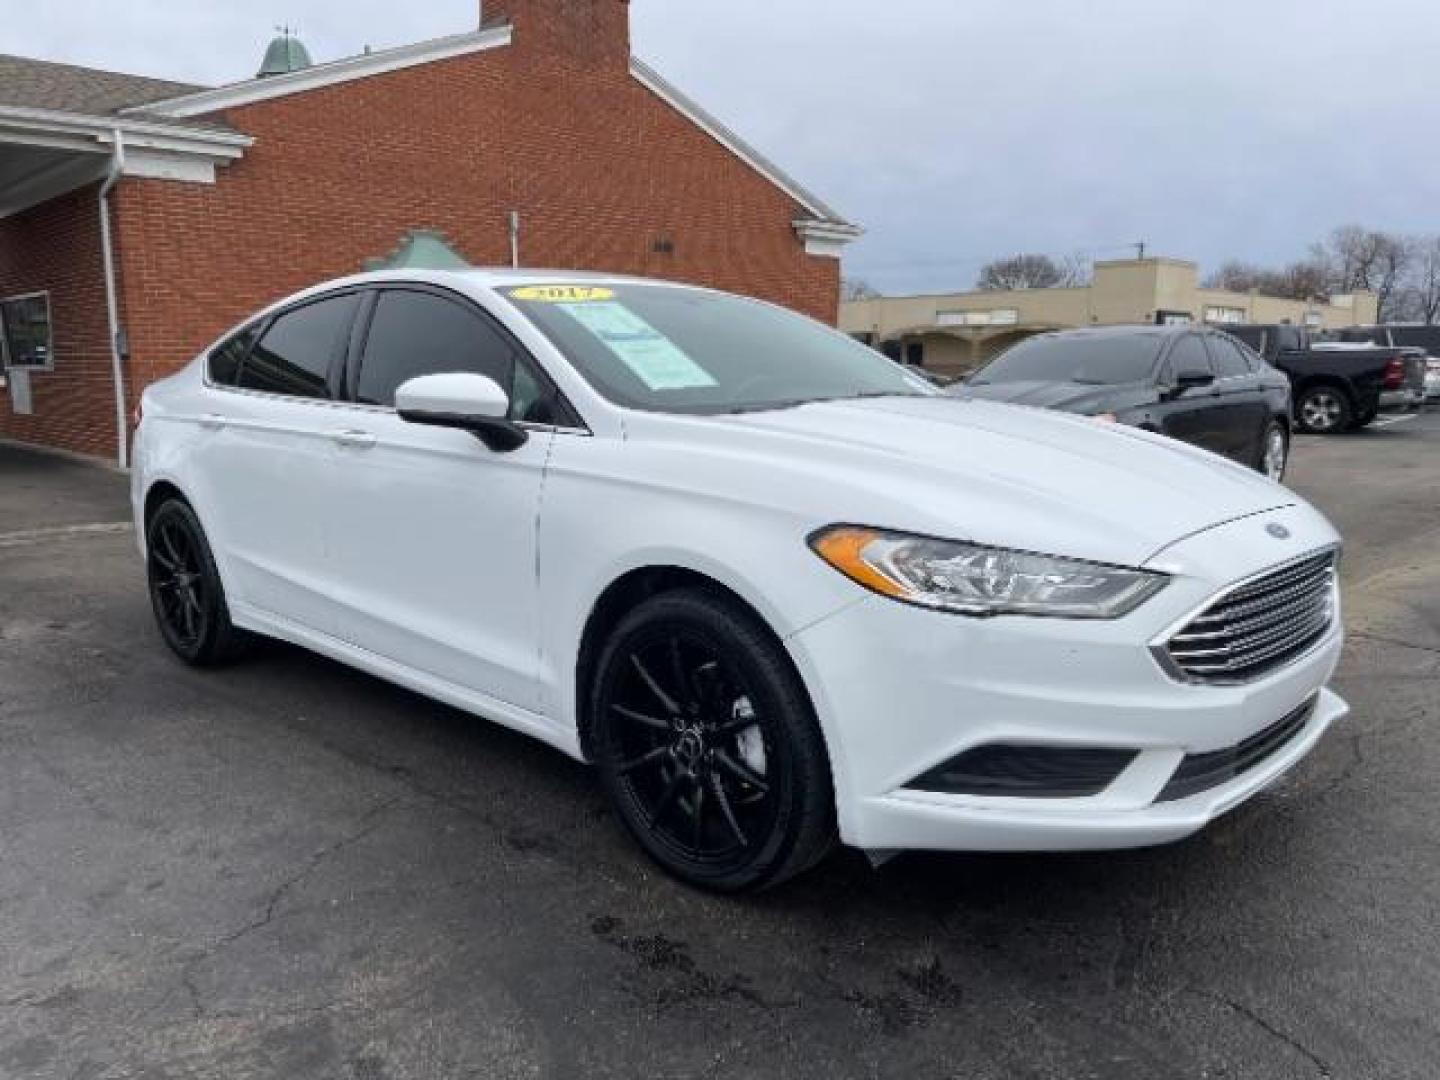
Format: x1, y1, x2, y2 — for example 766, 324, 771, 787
230, 601, 584, 761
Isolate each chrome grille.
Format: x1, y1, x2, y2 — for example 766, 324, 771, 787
1161, 551, 1338, 684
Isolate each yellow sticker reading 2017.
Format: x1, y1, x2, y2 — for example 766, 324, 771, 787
510, 285, 615, 303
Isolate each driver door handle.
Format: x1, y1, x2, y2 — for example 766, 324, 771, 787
330, 429, 377, 449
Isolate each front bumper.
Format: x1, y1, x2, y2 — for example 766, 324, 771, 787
787, 504, 1347, 853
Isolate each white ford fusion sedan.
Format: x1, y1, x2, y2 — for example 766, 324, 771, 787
132, 269, 1347, 892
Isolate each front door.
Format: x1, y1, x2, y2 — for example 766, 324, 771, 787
1156, 333, 1229, 455
1205, 334, 1269, 462
317, 287, 556, 713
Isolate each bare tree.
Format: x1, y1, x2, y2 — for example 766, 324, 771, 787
1058, 252, 1092, 288
1316, 225, 1411, 319
977, 254, 1064, 291
1393, 236, 1440, 324
840, 277, 881, 302
1204, 259, 1329, 301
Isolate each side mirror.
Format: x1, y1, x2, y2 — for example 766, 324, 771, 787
1162, 371, 1215, 400
395, 373, 528, 453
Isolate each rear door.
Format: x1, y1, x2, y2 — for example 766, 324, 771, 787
191, 291, 362, 632
315, 285, 564, 712
1155, 334, 1229, 455
1204, 333, 1269, 461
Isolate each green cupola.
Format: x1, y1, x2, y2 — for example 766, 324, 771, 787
257, 30, 314, 78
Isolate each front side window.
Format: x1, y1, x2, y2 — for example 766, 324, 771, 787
1205, 336, 1251, 378
971, 334, 1164, 386
356, 290, 515, 408
1166, 335, 1214, 381
507, 284, 931, 415
0, 293, 54, 370
239, 294, 359, 399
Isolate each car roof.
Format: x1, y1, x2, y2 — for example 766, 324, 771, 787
1030, 325, 1204, 343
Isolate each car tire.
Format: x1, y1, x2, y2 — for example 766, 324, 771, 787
1296, 386, 1352, 434
145, 499, 252, 667
589, 588, 837, 893
1256, 421, 1289, 481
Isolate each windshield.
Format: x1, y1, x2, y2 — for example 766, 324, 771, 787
506, 284, 933, 414
971, 335, 1164, 386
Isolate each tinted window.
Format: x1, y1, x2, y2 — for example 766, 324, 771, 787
509, 284, 930, 415
970, 334, 1163, 386
1167, 336, 1214, 380
1390, 326, 1440, 353
209, 324, 259, 386
0, 293, 53, 369
239, 294, 358, 399
357, 290, 517, 409
1205, 336, 1251, 378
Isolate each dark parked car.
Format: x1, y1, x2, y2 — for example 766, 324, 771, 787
951, 326, 1293, 480
1225, 324, 1425, 431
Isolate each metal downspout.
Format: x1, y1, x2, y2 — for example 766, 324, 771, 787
99, 129, 128, 470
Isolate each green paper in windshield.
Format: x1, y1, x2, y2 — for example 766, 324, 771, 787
558, 301, 718, 391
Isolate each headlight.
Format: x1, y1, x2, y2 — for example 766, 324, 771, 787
809, 526, 1169, 619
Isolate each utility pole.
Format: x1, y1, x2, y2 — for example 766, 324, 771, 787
1134, 241, 1147, 261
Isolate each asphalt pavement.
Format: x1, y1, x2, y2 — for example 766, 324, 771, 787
1, 414, 1437, 1079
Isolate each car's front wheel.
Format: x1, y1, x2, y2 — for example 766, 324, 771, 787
589, 589, 836, 893
1296, 386, 1352, 434
1257, 421, 1289, 481
146, 499, 250, 666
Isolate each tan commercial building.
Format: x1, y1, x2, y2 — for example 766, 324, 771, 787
840, 257, 1380, 378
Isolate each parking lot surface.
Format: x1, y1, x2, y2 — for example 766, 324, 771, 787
2, 416, 1438, 1079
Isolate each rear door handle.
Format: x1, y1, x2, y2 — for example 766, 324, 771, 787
199, 413, 227, 430
330, 429, 377, 449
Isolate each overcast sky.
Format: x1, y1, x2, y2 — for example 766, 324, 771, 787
10, 0, 1440, 294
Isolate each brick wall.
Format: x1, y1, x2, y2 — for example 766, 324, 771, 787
0, 185, 119, 458
4, 0, 841, 457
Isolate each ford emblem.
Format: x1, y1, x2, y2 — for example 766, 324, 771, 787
1266, 524, 1291, 540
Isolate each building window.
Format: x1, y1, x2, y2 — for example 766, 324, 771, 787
937, 308, 1020, 328
850, 332, 875, 346
1204, 305, 1246, 325
1304, 312, 1323, 328
0, 292, 54, 371
905, 342, 925, 367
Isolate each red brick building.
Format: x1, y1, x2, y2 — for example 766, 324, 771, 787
0, 0, 859, 464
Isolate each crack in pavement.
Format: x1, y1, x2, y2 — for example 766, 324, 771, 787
171, 791, 409, 1019
1348, 631, 1440, 658
1189, 988, 1333, 1077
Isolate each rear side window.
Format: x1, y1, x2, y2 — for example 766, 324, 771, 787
208, 325, 259, 386
238, 294, 359, 400
1205, 336, 1251, 378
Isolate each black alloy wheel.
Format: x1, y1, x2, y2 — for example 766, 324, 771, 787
146, 499, 250, 666
590, 590, 836, 893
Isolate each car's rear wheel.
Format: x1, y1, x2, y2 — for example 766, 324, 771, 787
589, 589, 836, 893
1257, 421, 1289, 481
146, 499, 250, 666
1296, 386, 1351, 434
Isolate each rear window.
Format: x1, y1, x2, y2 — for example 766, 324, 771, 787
970, 334, 1164, 386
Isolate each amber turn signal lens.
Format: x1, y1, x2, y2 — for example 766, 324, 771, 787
809, 526, 907, 599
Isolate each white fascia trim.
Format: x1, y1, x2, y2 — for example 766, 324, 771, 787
0, 105, 251, 160
129, 25, 514, 119
630, 58, 859, 232
795, 219, 863, 259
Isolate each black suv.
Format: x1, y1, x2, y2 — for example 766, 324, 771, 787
951, 326, 1293, 479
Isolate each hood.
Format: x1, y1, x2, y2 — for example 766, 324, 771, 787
690, 396, 1296, 567
956, 379, 1146, 414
